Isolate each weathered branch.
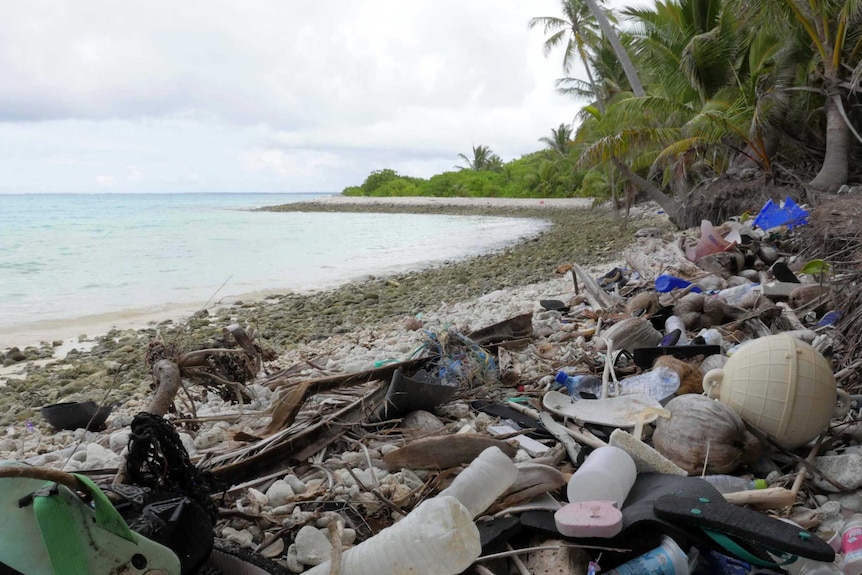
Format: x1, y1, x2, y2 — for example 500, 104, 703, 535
146, 359, 183, 416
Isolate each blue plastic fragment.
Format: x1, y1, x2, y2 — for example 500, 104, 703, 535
753, 197, 809, 230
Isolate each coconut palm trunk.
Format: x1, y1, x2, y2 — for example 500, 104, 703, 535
580, 0, 645, 97
809, 94, 851, 190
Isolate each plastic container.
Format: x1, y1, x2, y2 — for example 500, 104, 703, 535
567, 446, 637, 508
438, 446, 518, 518
617, 367, 680, 404
656, 275, 702, 293
304, 496, 481, 575
606, 535, 689, 575
554, 371, 604, 399
701, 474, 767, 494
665, 316, 689, 345
704, 333, 851, 449
842, 514, 862, 575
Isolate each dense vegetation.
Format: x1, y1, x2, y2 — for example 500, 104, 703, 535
345, 0, 862, 227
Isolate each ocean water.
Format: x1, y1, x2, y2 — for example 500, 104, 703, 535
0, 193, 548, 343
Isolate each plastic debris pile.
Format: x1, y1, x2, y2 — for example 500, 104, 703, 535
3, 196, 862, 575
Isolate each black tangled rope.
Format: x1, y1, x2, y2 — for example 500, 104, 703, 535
125, 412, 223, 520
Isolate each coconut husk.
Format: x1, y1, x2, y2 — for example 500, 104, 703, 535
654, 355, 704, 395
626, 291, 659, 317
673, 292, 728, 330
594, 316, 662, 353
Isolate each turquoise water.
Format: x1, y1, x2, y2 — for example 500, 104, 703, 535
0, 194, 548, 335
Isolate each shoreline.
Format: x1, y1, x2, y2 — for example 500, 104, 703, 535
0, 197, 669, 424
2, 197, 570, 353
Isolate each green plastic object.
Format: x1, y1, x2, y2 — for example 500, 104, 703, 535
0, 462, 181, 575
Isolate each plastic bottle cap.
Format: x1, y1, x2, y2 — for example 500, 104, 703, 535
753, 479, 768, 490
554, 371, 570, 385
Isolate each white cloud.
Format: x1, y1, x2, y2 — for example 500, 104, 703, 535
0, 0, 600, 193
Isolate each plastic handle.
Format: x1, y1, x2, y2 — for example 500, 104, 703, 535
702, 369, 724, 399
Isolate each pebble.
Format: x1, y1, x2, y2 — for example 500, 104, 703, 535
294, 525, 333, 566
827, 492, 862, 513
284, 474, 307, 494
266, 479, 296, 507
194, 428, 225, 450
401, 410, 444, 433
286, 544, 304, 573
221, 526, 254, 549
814, 454, 862, 492
109, 429, 131, 453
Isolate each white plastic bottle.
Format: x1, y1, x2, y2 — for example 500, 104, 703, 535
304, 496, 481, 575
438, 446, 518, 517
701, 474, 768, 494
567, 446, 637, 507
842, 514, 862, 575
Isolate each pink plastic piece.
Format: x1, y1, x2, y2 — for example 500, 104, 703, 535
686, 220, 737, 261
554, 501, 623, 538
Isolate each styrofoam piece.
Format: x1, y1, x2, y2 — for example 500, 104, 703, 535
762, 281, 799, 300
555, 501, 623, 538
609, 429, 687, 476
304, 496, 481, 575
543, 390, 663, 428
438, 446, 518, 518
487, 425, 550, 456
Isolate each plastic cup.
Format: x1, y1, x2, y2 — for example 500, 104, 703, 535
606, 536, 689, 575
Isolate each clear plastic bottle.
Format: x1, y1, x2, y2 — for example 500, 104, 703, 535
701, 474, 768, 494
842, 514, 862, 575
554, 371, 603, 398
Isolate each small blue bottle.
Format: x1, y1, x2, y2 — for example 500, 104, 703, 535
554, 371, 603, 398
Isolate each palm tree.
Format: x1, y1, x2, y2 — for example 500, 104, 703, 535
760, 0, 862, 190
529, 1, 607, 109
530, 0, 646, 102
539, 124, 574, 155
581, 0, 646, 97
455, 145, 503, 171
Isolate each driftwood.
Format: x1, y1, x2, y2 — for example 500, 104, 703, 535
257, 357, 430, 436
146, 324, 261, 416
211, 385, 388, 486
382, 434, 517, 470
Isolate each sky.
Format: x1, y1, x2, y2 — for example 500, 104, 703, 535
0, 1, 594, 194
